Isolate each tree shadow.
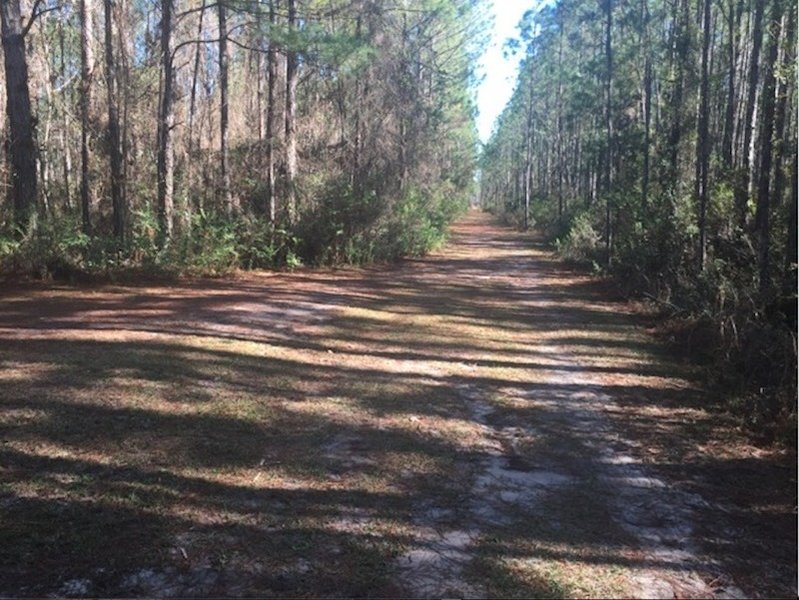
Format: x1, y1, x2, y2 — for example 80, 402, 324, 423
0, 213, 794, 597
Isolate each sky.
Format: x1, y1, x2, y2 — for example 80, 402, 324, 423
475, 1, 539, 143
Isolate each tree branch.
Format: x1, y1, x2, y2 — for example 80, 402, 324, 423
22, 0, 61, 37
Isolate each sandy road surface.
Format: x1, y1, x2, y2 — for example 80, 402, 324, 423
0, 211, 794, 597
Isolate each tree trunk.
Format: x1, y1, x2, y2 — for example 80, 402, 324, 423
118, 0, 132, 213
642, 0, 651, 207
398, 11, 409, 192
38, 31, 53, 217
754, 0, 782, 294
80, 0, 94, 234
667, 0, 689, 183
105, 0, 124, 242
219, 0, 233, 216
188, 0, 206, 157
603, 0, 613, 266
696, 0, 711, 271
523, 69, 534, 231
284, 0, 298, 222
771, 7, 795, 209
58, 19, 72, 210
157, 0, 175, 242
737, 0, 765, 225
352, 13, 363, 194
784, 151, 798, 292
722, 0, 741, 168
266, 0, 278, 221
0, 0, 37, 235
556, 10, 564, 224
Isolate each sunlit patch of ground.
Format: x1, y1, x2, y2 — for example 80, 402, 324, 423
0, 211, 794, 597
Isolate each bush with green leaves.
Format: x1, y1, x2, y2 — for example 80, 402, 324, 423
165, 209, 239, 275
235, 217, 301, 270
293, 178, 466, 266
1, 176, 468, 278
295, 178, 383, 265
555, 211, 601, 263
385, 185, 466, 258
0, 215, 90, 278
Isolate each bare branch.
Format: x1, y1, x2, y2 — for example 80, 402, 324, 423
22, 0, 61, 37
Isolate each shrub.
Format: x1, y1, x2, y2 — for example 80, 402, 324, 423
235, 217, 301, 270
0, 215, 90, 279
128, 207, 161, 266
556, 212, 600, 263
171, 209, 239, 275
294, 178, 466, 265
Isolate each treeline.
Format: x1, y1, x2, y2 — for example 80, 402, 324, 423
482, 0, 797, 440
0, 0, 482, 273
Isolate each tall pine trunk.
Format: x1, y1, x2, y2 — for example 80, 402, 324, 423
556, 9, 565, 223
58, 20, 72, 210
79, 0, 94, 234
105, 0, 124, 242
667, 0, 689, 183
603, 0, 613, 266
188, 0, 206, 159
265, 0, 278, 221
722, 0, 742, 168
737, 0, 765, 225
523, 67, 535, 231
641, 0, 652, 207
157, 0, 175, 242
219, 0, 233, 216
696, 0, 712, 270
771, 7, 795, 209
754, 0, 782, 294
784, 152, 798, 292
284, 0, 298, 222
266, 0, 279, 223
0, 0, 37, 235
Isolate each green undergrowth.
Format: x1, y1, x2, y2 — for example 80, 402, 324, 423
296, 181, 464, 265
497, 195, 797, 447
0, 183, 468, 280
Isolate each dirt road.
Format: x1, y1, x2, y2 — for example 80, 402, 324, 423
0, 211, 794, 597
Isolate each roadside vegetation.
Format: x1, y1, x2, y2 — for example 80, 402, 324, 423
0, 0, 481, 277
480, 0, 797, 444
2, 215, 793, 597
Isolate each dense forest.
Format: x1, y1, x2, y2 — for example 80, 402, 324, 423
0, 0, 482, 271
482, 0, 797, 440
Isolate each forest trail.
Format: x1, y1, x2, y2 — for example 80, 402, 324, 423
0, 211, 794, 598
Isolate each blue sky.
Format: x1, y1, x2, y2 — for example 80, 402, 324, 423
475, 1, 539, 143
